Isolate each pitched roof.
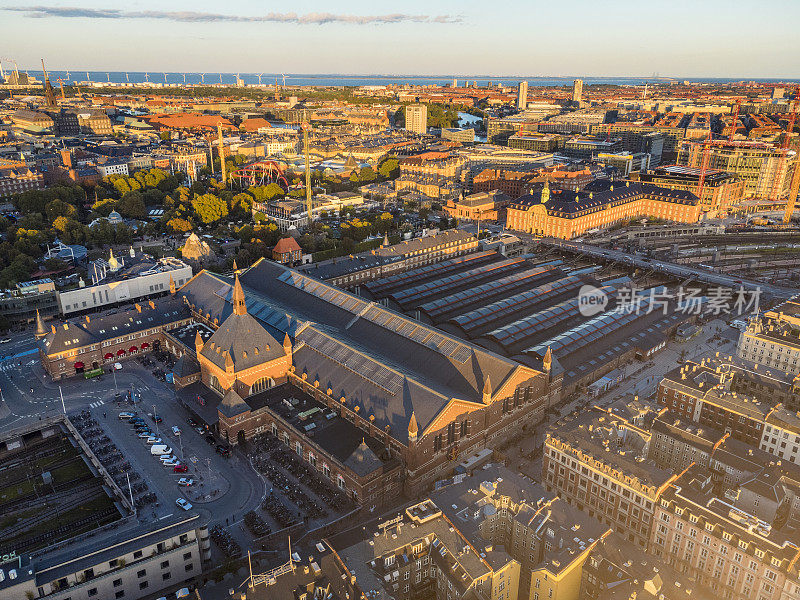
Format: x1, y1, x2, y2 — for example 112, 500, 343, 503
219, 387, 249, 418
273, 237, 302, 255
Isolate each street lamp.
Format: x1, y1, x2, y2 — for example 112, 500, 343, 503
153, 404, 159, 437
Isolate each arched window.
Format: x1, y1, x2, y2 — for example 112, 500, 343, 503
250, 376, 274, 395
209, 374, 223, 395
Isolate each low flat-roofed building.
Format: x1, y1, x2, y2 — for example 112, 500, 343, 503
58, 251, 193, 316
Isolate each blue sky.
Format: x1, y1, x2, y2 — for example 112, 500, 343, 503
2, 0, 799, 77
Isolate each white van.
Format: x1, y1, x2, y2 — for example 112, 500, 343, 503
150, 444, 171, 456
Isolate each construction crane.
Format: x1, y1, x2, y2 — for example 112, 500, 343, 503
302, 121, 312, 224
694, 131, 714, 201
217, 123, 227, 187
56, 78, 67, 99
728, 99, 742, 141
781, 88, 800, 224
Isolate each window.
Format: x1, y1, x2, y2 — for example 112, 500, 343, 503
162, 573, 171, 581
160, 561, 170, 569
133, 550, 143, 560
139, 582, 149, 590
137, 570, 146, 578
250, 377, 274, 395
185, 564, 194, 572
115, 592, 124, 599
113, 578, 122, 587
183, 552, 192, 560
88, 589, 98, 597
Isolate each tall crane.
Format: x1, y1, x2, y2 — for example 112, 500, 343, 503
217, 123, 227, 187
56, 78, 67, 99
302, 121, 312, 224
728, 99, 742, 140
781, 88, 800, 224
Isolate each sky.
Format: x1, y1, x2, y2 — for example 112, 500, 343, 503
2, 0, 799, 78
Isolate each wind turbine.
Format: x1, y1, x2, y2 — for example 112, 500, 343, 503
257, 73, 263, 85
219, 73, 223, 84
86, 71, 91, 82
163, 72, 167, 83
200, 73, 205, 84
65, 69, 71, 80
282, 73, 286, 86
106, 72, 110, 83
125, 72, 129, 83
144, 72, 149, 82
182, 73, 186, 84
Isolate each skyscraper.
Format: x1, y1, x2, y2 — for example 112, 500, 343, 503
572, 79, 583, 104
405, 104, 427, 135
517, 81, 528, 110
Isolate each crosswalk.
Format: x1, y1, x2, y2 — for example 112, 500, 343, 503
89, 400, 105, 409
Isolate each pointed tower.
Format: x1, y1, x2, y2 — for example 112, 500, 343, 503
231, 273, 247, 316
540, 179, 550, 205
169, 274, 176, 294
408, 411, 418, 443
283, 333, 292, 356
224, 351, 234, 374
41, 59, 57, 108
482, 376, 492, 405
108, 247, 120, 271
543, 346, 552, 373
232, 259, 238, 272
382, 233, 389, 247
35, 309, 47, 340
194, 330, 205, 354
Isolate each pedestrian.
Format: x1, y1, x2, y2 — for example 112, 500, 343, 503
103, 411, 107, 418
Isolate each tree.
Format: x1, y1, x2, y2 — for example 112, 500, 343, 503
45, 199, 77, 222
191, 193, 228, 224
262, 183, 285, 201
358, 166, 377, 182
231, 193, 252, 213
166, 217, 193, 233
52, 215, 70, 232
117, 192, 146, 218
378, 157, 399, 179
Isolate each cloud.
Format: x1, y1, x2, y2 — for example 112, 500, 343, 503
4, 6, 461, 25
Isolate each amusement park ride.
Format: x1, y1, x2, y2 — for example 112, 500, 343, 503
230, 160, 289, 188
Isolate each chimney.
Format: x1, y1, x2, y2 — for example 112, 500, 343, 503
85, 315, 91, 323
135, 303, 142, 313
149, 300, 155, 309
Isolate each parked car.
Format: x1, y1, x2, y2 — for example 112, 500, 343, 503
177, 478, 194, 487
145, 437, 162, 445
194, 426, 204, 435
173, 463, 188, 473
172, 425, 181, 436
114, 362, 123, 370
137, 431, 153, 439
163, 458, 180, 467
150, 445, 171, 456
187, 418, 198, 427
175, 498, 193, 511
118, 412, 136, 420
215, 445, 230, 457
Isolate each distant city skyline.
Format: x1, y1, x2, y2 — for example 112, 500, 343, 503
3, 0, 799, 78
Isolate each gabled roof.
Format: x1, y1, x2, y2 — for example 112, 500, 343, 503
219, 387, 249, 418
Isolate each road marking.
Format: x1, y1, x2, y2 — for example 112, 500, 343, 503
159, 513, 174, 520
89, 400, 105, 408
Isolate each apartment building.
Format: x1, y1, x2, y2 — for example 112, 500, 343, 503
635, 165, 746, 214
651, 465, 800, 600
737, 298, 800, 377
543, 408, 678, 548
429, 465, 609, 600
405, 104, 428, 135
677, 140, 797, 200
336, 499, 517, 600
0, 515, 209, 600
